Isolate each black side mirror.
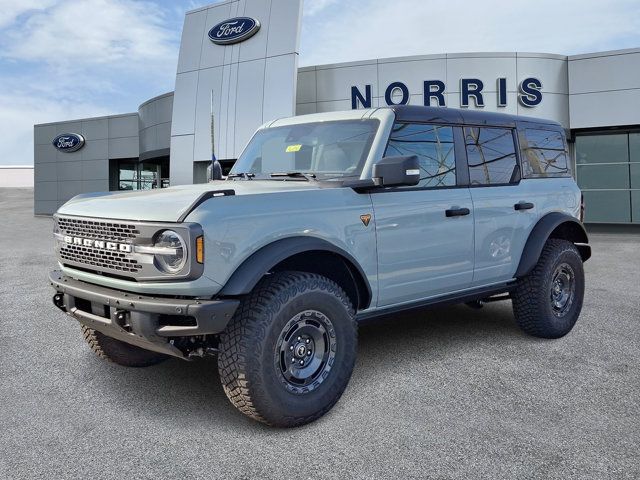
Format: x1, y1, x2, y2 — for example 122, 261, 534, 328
373, 155, 420, 187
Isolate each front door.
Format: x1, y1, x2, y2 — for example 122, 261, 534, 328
372, 122, 474, 307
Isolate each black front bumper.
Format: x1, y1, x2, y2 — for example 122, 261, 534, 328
49, 270, 239, 359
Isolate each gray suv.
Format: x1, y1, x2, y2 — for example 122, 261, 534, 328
50, 106, 591, 427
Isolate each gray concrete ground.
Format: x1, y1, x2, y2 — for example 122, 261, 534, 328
0, 188, 638, 480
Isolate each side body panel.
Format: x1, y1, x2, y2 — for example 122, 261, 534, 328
469, 184, 538, 286
371, 188, 475, 306
186, 187, 379, 300
470, 177, 581, 285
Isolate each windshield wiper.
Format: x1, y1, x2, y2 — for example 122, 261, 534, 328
227, 172, 255, 180
269, 172, 317, 181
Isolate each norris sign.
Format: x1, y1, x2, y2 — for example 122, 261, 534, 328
351, 77, 543, 109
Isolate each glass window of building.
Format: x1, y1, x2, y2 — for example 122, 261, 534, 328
575, 133, 636, 223
385, 123, 456, 188
464, 127, 518, 185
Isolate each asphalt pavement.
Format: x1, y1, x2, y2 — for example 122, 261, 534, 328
0, 188, 638, 479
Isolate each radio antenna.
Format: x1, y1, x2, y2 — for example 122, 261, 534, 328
210, 90, 223, 181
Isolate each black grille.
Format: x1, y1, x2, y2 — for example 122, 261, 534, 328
57, 217, 140, 242
59, 244, 142, 273
56, 216, 142, 274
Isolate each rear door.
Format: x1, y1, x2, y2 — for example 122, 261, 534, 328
464, 126, 537, 286
371, 122, 475, 307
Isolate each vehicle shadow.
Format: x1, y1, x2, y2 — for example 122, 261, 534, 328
96, 301, 524, 429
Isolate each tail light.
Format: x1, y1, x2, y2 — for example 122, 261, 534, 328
580, 193, 585, 222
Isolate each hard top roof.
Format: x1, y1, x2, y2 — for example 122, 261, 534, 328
388, 105, 562, 128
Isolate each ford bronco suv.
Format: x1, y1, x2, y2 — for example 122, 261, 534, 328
50, 106, 590, 427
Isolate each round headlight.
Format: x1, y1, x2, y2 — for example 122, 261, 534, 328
153, 230, 186, 273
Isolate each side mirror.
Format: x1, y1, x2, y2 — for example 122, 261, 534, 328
372, 155, 420, 187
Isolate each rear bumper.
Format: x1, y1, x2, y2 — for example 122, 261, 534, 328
49, 270, 239, 359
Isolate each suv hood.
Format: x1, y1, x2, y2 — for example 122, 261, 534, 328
57, 180, 327, 222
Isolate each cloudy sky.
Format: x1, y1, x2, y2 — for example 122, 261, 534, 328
1, 0, 639, 165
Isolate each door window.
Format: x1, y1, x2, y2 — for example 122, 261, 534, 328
464, 127, 518, 185
521, 128, 570, 177
385, 123, 456, 188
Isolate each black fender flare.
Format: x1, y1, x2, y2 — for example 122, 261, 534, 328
218, 236, 372, 306
515, 212, 590, 278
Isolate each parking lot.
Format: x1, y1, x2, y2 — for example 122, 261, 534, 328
0, 187, 638, 479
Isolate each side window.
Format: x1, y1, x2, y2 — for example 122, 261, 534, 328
385, 123, 456, 188
464, 127, 518, 185
521, 128, 570, 177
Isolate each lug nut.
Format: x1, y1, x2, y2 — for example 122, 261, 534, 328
305, 338, 310, 344
297, 336, 301, 341
289, 346, 294, 351
299, 360, 304, 365
291, 358, 295, 363
307, 351, 312, 356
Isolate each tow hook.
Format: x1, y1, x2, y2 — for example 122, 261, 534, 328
53, 293, 65, 311
113, 309, 132, 331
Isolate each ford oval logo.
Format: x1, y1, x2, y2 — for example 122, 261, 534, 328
52, 133, 85, 152
208, 17, 260, 45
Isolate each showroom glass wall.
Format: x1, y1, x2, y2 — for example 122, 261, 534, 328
108, 157, 170, 191
575, 132, 640, 223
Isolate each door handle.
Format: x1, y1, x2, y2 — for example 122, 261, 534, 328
514, 202, 534, 211
445, 207, 470, 217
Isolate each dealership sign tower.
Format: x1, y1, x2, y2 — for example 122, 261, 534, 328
170, 0, 303, 186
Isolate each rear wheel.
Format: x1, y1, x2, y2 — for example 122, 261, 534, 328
217, 271, 357, 427
512, 239, 585, 339
81, 326, 168, 367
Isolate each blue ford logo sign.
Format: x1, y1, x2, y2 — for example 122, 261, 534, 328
208, 17, 260, 45
52, 133, 85, 153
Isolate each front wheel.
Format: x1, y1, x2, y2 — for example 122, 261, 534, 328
217, 272, 357, 427
512, 239, 585, 339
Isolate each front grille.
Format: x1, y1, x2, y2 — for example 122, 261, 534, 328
56, 215, 142, 275
59, 244, 142, 273
57, 217, 140, 242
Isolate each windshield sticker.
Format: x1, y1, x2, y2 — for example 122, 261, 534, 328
286, 144, 302, 153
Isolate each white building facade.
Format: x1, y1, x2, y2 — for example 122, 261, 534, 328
34, 0, 640, 224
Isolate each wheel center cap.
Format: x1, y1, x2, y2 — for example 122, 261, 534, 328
295, 344, 307, 358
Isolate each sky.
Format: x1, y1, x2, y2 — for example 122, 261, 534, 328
1, 0, 639, 166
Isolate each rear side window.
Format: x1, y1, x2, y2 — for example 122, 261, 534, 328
521, 128, 570, 177
464, 127, 518, 185
385, 123, 456, 188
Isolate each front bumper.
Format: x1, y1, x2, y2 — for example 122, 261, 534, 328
49, 270, 239, 359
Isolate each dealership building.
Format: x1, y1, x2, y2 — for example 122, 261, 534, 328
33, 0, 640, 224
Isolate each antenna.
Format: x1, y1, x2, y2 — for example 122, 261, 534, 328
210, 90, 223, 181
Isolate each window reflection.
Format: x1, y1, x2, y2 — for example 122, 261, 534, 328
465, 127, 518, 185
386, 123, 456, 188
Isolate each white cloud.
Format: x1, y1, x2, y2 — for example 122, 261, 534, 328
304, 0, 339, 16
2, 0, 178, 69
300, 0, 640, 66
0, 0, 55, 29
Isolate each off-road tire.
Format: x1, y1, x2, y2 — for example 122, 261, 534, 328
218, 271, 357, 427
512, 239, 585, 339
81, 326, 168, 367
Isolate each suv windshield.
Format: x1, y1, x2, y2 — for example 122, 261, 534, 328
231, 119, 379, 180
